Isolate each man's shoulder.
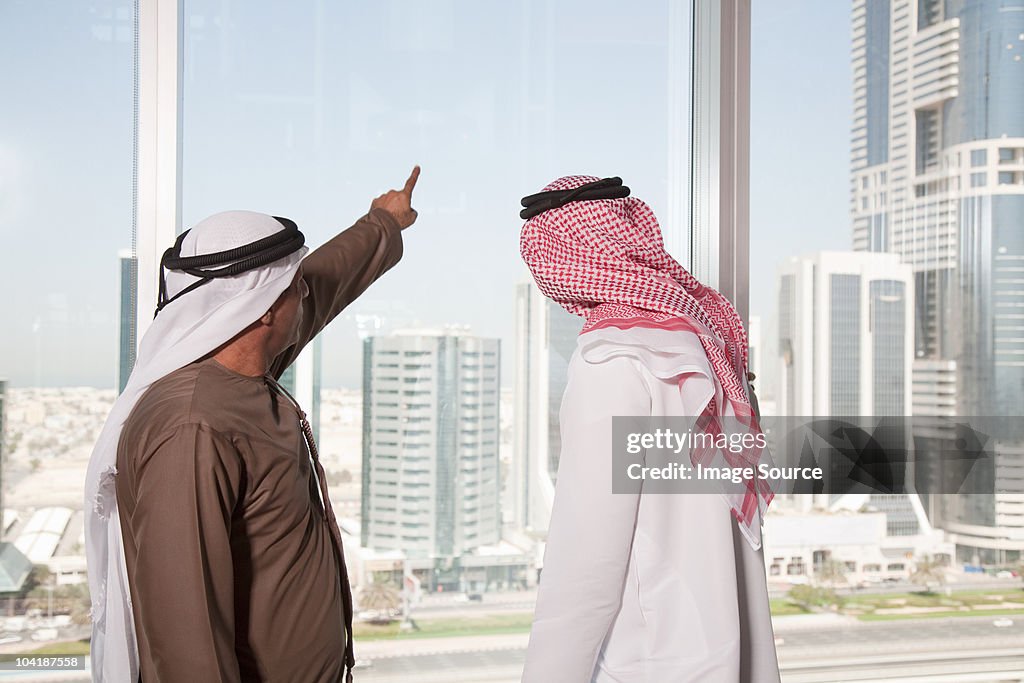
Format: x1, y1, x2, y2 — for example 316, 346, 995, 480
122, 361, 245, 444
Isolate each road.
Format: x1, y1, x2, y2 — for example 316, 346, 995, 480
767, 578, 1024, 599
348, 614, 1024, 683
3, 614, 1023, 682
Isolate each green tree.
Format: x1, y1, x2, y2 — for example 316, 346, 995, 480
23, 565, 53, 595
22, 583, 91, 622
814, 559, 849, 589
356, 582, 402, 619
789, 584, 841, 613
910, 554, 947, 594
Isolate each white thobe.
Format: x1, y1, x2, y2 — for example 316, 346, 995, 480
522, 326, 781, 683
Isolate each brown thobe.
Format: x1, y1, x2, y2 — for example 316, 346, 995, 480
115, 208, 403, 682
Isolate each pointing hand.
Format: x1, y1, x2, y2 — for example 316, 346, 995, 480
371, 165, 421, 230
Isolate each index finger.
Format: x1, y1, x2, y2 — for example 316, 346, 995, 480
402, 165, 421, 197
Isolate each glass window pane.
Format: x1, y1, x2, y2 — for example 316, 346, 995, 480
181, 2, 691, 677
752, 0, 1024, 664
0, 0, 135, 631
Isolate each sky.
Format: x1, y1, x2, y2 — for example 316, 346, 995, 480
0, 0, 854, 389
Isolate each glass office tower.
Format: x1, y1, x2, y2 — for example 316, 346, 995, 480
851, 0, 1024, 563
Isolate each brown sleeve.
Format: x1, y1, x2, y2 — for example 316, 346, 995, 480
269, 207, 404, 379
126, 423, 244, 682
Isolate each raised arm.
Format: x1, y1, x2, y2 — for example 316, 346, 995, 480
270, 166, 420, 377
122, 423, 244, 682
522, 353, 651, 682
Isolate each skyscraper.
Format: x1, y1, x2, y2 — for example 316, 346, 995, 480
748, 314, 763, 384
361, 330, 501, 564
512, 283, 583, 535
118, 249, 137, 394
777, 251, 913, 417
0, 379, 6, 522
776, 251, 921, 530
278, 336, 323, 444
851, 0, 1024, 563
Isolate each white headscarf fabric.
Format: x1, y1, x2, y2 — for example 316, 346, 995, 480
84, 210, 309, 682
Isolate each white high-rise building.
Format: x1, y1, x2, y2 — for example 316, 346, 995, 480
777, 250, 914, 418
747, 314, 779, 416
278, 336, 323, 443
911, 359, 957, 418
360, 330, 501, 560
511, 283, 583, 536
776, 251, 925, 531
747, 314, 763, 384
851, 0, 1024, 564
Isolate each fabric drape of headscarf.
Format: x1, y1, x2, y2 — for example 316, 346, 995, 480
84, 210, 308, 682
519, 174, 775, 549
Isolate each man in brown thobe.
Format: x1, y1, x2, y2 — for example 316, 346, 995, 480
113, 168, 419, 682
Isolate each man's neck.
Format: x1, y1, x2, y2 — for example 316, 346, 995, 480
210, 347, 270, 377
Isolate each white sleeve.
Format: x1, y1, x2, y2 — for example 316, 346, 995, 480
522, 353, 651, 683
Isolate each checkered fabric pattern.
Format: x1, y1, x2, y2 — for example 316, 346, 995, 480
520, 175, 774, 530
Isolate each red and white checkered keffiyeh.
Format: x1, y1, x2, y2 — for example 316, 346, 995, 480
520, 174, 774, 534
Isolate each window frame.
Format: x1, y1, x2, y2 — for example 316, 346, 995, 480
691, 0, 752, 326
134, 0, 184, 344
